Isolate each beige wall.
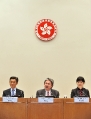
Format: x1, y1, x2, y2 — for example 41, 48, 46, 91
0, 0, 91, 98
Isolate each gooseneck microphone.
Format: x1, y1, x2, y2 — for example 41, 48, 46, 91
38, 95, 44, 97
51, 92, 56, 98
82, 91, 88, 97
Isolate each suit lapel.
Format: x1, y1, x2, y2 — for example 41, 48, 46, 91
8, 88, 11, 96
42, 89, 45, 96
16, 88, 21, 97
16, 88, 19, 96
51, 89, 54, 96
75, 88, 78, 96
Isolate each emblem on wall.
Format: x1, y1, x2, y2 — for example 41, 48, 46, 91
35, 19, 57, 41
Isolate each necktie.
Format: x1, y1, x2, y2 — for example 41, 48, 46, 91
12, 89, 14, 96
79, 90, 82, 96
47, 91, 49, 96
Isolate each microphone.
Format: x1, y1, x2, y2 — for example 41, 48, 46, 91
6, 95, 11, 97
82, 91, 88, 97
38, 95, 44, 97
64, 95, 67, 98
74, 95, 79, 97
51, 92, 56, 98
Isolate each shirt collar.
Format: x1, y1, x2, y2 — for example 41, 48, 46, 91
45, 89, 51, 92
11, 88, 16, 91
77, 87, 83, 90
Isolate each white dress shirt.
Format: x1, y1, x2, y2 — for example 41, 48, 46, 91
45, 90, 51, 96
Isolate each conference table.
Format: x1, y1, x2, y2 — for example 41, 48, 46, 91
27, 98, 63, 119
0, 98, 27, 119
64, 98, 91, 119
0, 98, 91, 119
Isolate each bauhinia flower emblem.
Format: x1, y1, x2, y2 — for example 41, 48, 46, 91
40, 23, 52, 35
35, 19, 57, 41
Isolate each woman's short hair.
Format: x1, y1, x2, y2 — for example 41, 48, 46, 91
76, 76, 85, 83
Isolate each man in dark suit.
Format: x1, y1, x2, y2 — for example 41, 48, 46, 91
71, 76, 90, 98
36, 78, 59, 98
3, 76, 24, 98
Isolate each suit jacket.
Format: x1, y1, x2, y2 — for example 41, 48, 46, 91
3, 88, 24, 98
36, 89, 59, 98
71, 87, 90, 98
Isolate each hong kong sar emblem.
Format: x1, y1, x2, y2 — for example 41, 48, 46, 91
35, 19, 57, 41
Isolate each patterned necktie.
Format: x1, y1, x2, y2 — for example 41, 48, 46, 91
12, 89, 14, 96
79, 90, 82, 96
47, 91, 49, 96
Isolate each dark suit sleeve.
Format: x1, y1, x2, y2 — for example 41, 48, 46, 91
87, 90, 90, 98
36, 91, 39, 98
71, 89, 75, 98
21, 91, 24, 97
2, 91, 6, 97
56, 91, 59, 98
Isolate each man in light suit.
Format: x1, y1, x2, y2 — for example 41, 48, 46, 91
36, 78, 59, 98
3, 76, 24, 98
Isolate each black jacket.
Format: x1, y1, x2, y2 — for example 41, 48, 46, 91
71, 87, 90, 98
3, 88, 24, 98
36, 89, 59, 98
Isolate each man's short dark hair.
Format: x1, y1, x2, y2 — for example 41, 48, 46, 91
9, 76, 19, 83
76, 76, 85, 83
44, 78, 54, 87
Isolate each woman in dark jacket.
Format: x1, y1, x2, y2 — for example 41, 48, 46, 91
71, 76, 90, 98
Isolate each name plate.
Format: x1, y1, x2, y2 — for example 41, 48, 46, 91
74, 97, 89, 103
2, 97, 18, 102
38, 97, 54, 103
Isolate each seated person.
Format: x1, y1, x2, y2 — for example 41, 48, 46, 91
36, 78, 59, 98
71, 76, 90, 98
3, 76, 24, 98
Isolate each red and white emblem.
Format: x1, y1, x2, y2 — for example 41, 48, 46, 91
35, 19, 57, 41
